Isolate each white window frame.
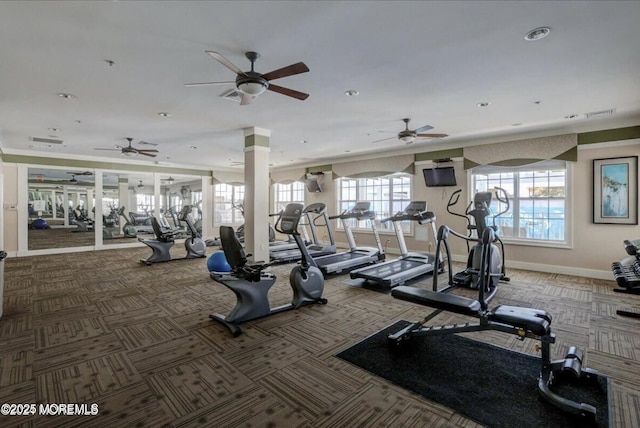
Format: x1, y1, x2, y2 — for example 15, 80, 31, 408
336, 173, 413, 235
273, 181, 306, 213
468, 161, 572, 249
213, 183, 245, 226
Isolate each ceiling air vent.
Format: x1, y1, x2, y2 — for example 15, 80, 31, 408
585, 108, 616, 119
221, 88, 242, 103
30, 136, 64, 144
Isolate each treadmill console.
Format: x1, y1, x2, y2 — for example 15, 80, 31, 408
352, 202, 371, 212
302, 202, 326, 214
278, 203, 304, 235
404, 201, 427, 216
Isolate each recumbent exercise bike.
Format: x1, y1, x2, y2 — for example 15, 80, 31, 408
209, 202, 327, 337
389, 226, 600, 422
139, 205, 206, 265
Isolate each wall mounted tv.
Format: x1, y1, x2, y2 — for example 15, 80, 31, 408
423, 167, 457, 187
305, 177, 324, 193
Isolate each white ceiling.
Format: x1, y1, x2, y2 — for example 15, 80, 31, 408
1, 1, 639, 171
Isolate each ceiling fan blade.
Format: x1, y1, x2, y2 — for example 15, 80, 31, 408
206, 51, 247, 76
414, 124, 434, 133
138, 151, 157, 158
416, 133, 449, 138
267, 83, 309, 100
240, 93, 254, 105
136, 149, 159, 154
371, 136, 396, 144
261, 62, 309, 81
184, 81, 235, 87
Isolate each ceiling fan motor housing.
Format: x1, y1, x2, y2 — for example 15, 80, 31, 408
236, 71, 269, 95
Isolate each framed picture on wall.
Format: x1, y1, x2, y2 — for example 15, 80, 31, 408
593, 156, 638, 224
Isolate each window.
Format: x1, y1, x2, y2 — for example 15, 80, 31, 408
273, 181, 305, 213
336, 173, 412, 233
470, 161, 569, 244
214, 183, 245, 225
135, 194, 155, 215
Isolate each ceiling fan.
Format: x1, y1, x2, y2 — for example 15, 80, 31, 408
94, 138, 159, 157
69, 174, 78, 184
185, 51, 310, 105
372, 118, 448, 145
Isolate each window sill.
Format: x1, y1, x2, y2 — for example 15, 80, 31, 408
500, 237, 572, 250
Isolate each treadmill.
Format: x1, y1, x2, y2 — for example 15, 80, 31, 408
349, 201, 440, 288
270, 202, 337, 263
314, 202, 385, 275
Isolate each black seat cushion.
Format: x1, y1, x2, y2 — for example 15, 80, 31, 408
391, 286, 481, 316
152, 217, 176, 242
219, 226, 247, 271
489, 305, 552, 336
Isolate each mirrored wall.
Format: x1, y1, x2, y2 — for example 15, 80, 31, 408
28, 167, 96, 250
25, 166, 206, 252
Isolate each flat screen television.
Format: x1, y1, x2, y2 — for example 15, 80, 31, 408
423, 167, 457, 187
305, 178, 324, 193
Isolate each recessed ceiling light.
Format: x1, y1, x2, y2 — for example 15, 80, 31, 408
57, 93, 76, 99
524, 27, 550, 41
301, 140, 308, 144
476, 102, 490, 107
48, 128, 60, 132
344, 90, 359, 97
158, 112, 171, 117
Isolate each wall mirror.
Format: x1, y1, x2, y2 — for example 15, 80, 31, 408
27, 167, 96, 250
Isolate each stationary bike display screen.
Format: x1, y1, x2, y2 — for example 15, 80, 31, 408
279, 203, 304, 234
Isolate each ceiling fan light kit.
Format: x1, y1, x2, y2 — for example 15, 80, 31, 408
95, 137, 159, 158
371, 118, 448, 145
237, 79, 268, 96
185, 50, 309, 105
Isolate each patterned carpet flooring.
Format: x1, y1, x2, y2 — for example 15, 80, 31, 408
0, 245, 639, 427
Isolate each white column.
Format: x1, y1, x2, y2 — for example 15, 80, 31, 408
243, 127, 271, 262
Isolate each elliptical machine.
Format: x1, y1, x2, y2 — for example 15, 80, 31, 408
209, 202, 327, 337
446, 187, 510, 289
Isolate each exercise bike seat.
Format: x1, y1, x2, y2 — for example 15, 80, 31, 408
489, 306, 552, 336
220, 226, 271, 282
150, 217, 179, 243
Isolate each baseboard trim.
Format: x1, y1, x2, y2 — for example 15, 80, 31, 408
357, 242, 613, 281
448, 254, 612, 280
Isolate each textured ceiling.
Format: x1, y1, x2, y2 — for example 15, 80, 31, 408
1, 1, 639, 171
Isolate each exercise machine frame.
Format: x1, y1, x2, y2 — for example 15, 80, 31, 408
349, 201, 441, 288
388, 227, 600, 422
139, 205, 206, 265
210, 203, 327, 337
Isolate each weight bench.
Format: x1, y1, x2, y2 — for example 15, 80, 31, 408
389, 227, 599, 421
389, 285, 599, 422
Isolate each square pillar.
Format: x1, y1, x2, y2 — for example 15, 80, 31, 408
244, 127, 271, 262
